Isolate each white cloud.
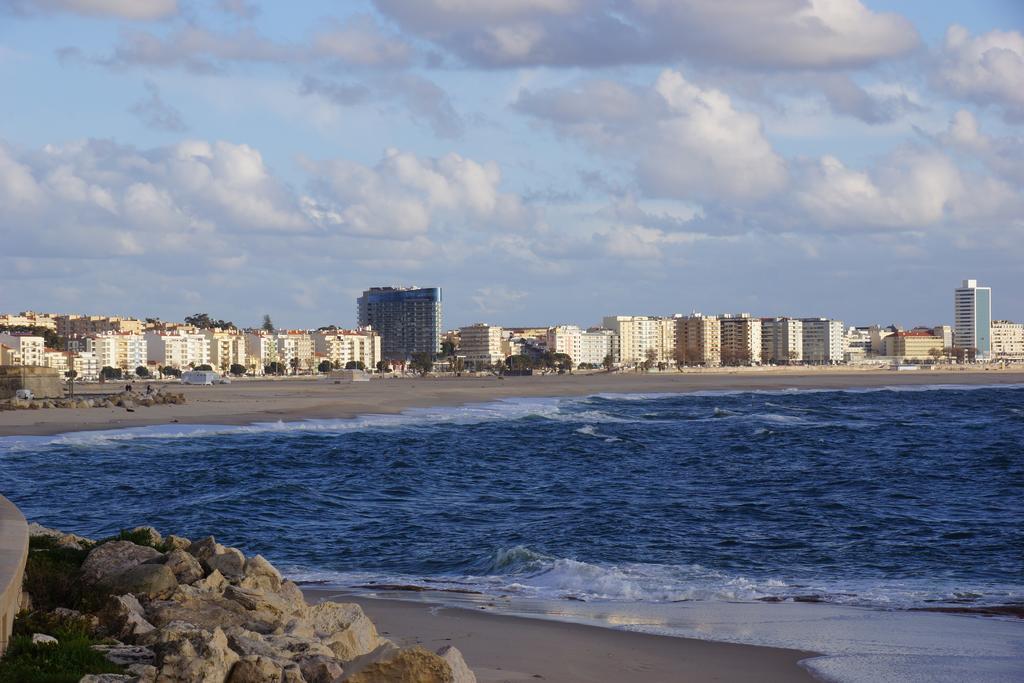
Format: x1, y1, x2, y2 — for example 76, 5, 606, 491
517, 69, 787, 202
374, 0, 919, 69
939, 110, 1024, 185
935, 25, 1024, 121
2, 0, 177, 20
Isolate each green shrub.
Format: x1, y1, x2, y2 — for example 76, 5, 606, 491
0, 634, 123, 683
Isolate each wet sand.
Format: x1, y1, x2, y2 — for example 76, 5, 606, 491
303, 591, 817, 682
2, 367, 1022, 437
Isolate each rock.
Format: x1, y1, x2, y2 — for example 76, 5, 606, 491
194, 569, 228, 593
297, 654, 345, 683
93, 644, 156, 667
106, 563, 178, 598
305, 602, 382, 662
27, 522, 90, 549
437, 646, 475, 683
100, 594, 156, 640
226, 655, 285, 683
146, 583, 280, 635
188, 536, 226, 563
126, 664, 158, 682
165, 534, 191, 551
240, 555, 283, 593
156, 549, 204, 585
81, 541, 161, 584
152, 624, 240, 683
131, 526, 163, 547
79, 675, 132, 683
32, 633, 58, 645
341, 643, 452, 683
205, 548, 247, 582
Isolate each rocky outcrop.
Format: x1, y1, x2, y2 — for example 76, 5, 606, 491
23, 526, 475, 683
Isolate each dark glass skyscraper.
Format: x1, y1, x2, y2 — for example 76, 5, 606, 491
357, 286, 442, 360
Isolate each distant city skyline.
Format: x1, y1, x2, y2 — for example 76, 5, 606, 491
1, 1, 1022, 328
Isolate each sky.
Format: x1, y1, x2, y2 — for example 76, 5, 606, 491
0, 0, 1022, 330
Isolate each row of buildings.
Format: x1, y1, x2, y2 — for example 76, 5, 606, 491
1, 280, 1021, 379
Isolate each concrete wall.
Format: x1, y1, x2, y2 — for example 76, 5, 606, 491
0, 365, 64, 400
0, 495, 28, 658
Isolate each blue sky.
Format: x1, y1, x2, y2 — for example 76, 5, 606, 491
0, 0, 1022, 329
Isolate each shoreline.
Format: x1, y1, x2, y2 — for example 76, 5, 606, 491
2, 367, 1023, 438
303, 590, 818, 682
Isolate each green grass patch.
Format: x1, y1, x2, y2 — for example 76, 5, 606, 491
0, 634, 124, 683
24, 536, 110, 614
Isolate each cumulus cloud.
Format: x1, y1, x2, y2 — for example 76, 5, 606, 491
1, 0, 177, 19
374, 0, 919, 69
939, 110, 1024, 185
819, 75, 924, 124
302, 148, 531, 239
128, 80, 187, 131
935, 25, 1024, 121
517, 69, 787, 201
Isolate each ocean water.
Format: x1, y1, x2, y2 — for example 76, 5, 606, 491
2, 385, 1023, 680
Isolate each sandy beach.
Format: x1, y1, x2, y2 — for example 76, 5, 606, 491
2, 366, 1023, 437
303, 590, 816, 682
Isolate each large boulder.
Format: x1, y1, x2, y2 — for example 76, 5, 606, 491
341, 643, 453, 683
92, 644, 156, 667
165, 534, 192, 551
304, 602, 383, 662
187, 536, 225, 563
225, 655, 306, 683
99, 594, 155, 640
151, 624, 240, 683
297, 654, 345, 683
240, 555, 283, 593
153, 549, 204, 585
81, 541, 161, 585
205, 548, 247, 582
106, 564, 177, 598
437, 646, 476, 683
146, 585, 264, 634
27, 522, 90, 550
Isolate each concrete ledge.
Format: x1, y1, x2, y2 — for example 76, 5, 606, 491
0, 495, 28, 658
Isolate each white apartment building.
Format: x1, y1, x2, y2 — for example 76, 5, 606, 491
144, 330, 211, 370
954, 279, 992, 359
546, 325, 615, 367
72, 352, 100, 381
43, 350, 70, 375
0, 334, 46, 366
845, 327, 873, 362
801, 318, 845, 364
313, 328, 381, 369
601, 316, 676, 366
675, 314, 721, 366
992, 320, 1024, 360
459, 324, 505, 369
87, 333, 147, 372
761, 318, 803, 363
57, 314, 143, 338
245, 333, 278, 373
276, 331, 316, 373
202, 329, 247, 372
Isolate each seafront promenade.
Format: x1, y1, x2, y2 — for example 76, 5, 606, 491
0, 494, 28, 657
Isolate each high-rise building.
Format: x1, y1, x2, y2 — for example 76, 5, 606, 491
761, 318, 803, 364
675, 314, 721, 366
601, 316, 675, 366
0, 334, 45, 366
720, 314, 762, 365
313, 329, 381, 369
546, 325, 616, 367
991, 321, 1024, 360
87, 333, 147, 372
144, 330, 211, 370
801, 318, 845, 364
459, 324, 505, 369
357, 287, 442, 360
954, 279, 992, 359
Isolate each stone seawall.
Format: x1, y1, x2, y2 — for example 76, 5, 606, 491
0, 495, 28, 657
0, 365, 64, 399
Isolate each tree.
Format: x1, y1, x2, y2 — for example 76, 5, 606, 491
262, 314, 274, 333
643, 348, 658, 371
289, 357, 300, 374
318, 360, 333, 373
230, 363, 247, 376
602, 353, 615, 371
194, 364, 214, 372
184, 313, 234, 329
135, 366, 150, 378
65, 369, 78, 380
928, 348, 943, 364
345, 360, 366, 370
409, 352, 433, 376
160, 366, 181, 378
787, 350, 800, 364
441, 339, 457, 356
100, 366, 122, 380
551, 352, 573, 373
375, 360, 391, 374
265, 361, 286, 375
